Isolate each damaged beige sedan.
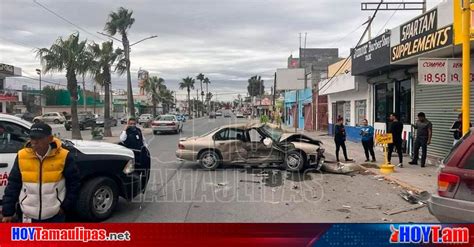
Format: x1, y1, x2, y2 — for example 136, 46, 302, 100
176, 123, 325, 172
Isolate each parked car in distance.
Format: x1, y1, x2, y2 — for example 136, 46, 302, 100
120, 116, 129, 124
151, 114, 183, 134
427, 128, 474, 222
138, 114, 153, 125
223, 111, 231, 118
0, 113, 150, 221
236, 112, 245, 118
216, 111, 223, 117
209, 112, 216, 119
176, 123, 325, 172
64, 114, 96, 131
33, 112, 66, 124
96, 116, 118, 127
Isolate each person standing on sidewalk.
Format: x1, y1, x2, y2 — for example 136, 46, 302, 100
334, 116, 353, 162
2, 123, 80, 223
449, 113, 472, 146
359, 119, 376, 162
409, 112, 432, 167
387, 113, 404, 167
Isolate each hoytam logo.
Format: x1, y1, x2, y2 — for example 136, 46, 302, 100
11, 227, 131, 242
390, 225, 469, 244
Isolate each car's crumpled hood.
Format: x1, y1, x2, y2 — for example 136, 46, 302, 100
279, 133, 322, 145
68, 140, 134, 158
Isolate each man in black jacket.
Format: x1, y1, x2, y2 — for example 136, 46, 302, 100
387, 113, 404, 167
2, 123, 80, 223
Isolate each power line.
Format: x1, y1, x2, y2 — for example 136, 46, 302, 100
318, 1, 384, 94
375, 2, 403, 36
33, 0, 106, 41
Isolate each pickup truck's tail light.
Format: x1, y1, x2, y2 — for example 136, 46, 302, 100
178, 143, 185, 149
123, 159, 135, 174
438, 172, 460, 198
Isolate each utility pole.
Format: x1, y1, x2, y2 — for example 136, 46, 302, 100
196, 89, 199, 117
36, 69, 42, 114
272, 72, 277, 110
462, 0, 471, 135
93, 84, 97, 114
97, 32, 157, 117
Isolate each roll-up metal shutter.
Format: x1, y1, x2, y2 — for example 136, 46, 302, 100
415, 82, 474, 158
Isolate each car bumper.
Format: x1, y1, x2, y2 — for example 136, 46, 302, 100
176, 149, 198, 162
153, 126, 178, 132
119, 172, 145, 200
428, 194, 474, 222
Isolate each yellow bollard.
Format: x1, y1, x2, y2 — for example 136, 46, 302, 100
376, 134, 395, 174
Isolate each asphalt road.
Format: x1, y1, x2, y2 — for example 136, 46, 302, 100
97, 116, 437, 223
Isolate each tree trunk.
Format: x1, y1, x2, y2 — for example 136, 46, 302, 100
187, 88, 191, 117
200, 81, 204, 116
67, 70, 82, 140
104, 81, 112, 137
123, 38, 135, 117
206, 83, 209, 115
82, 74, 87, 111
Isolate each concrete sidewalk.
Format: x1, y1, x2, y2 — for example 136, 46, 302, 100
283, 126, 439, 194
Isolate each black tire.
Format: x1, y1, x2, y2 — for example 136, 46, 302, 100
54, 119, 60, 124
153, 130, 159, 135
65, 127, 71, 131
76, 177, 119, 221
79, 125, 84, 131
199, 150, 221, 170
284, 150, 307, 172
34, 119, 40, 124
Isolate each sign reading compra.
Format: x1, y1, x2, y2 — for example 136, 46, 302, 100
418, 58, 474, 85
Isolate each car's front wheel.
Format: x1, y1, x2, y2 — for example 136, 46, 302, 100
284, 150, 307, 172
54, 119, 60, 124
76, 177, 119, 221
199, 150, 221, 170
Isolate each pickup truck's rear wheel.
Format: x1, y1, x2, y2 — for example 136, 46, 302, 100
76, 177, 119, 221
284, 150, 307, 172
199, 150, 221, 170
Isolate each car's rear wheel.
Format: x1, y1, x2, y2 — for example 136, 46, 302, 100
65, 126, 71, 131
284, 150, 306, 172
199, 150, 221, 170
153, 130, 159, 135
34, 119, 40, 123
76, 177, 119, 221
54, 119, 60, 124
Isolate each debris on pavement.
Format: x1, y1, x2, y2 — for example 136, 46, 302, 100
321, 162, 363, 174
383, 204, 426, 216
399, 190, 425, 205
336, 208, 351, 213
292, 184, 299, 190
239, 179, 260, 184
342, 205, 351, 209
362, 205, 382, 210
217, 182, 227, 187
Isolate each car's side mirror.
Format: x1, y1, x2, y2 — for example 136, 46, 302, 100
263, 138, 273, 147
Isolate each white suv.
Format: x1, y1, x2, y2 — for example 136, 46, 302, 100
33, 112, 66, 124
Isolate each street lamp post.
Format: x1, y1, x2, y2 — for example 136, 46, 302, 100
36, 69, 42, 114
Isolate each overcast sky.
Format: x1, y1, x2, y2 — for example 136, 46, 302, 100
1, 0, 445, 101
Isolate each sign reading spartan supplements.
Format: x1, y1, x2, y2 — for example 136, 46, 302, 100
351, 32, 391, 75
391, 8, 453, 62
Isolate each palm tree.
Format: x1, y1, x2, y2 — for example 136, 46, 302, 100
179, 77, 195, 117
89, 41, 123, 137
247, 75, 264, 97
203, 77, 211, 113
104, 7, 136, 116
196, 73, 205, 117
144, 76, 165, 118
37, 33, 88, 140
160, 89, 174, 114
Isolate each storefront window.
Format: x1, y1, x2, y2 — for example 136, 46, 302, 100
343, 101, 351, 125
397, 79, 411, 124
375, 83, 394, 122
355, 100, 366, 125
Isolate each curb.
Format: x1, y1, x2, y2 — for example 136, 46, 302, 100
358, 165, 427, 194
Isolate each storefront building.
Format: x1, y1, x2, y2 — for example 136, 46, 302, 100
321, 59, 371, 142
0, 63, 22, 113
284, 88, 312, 130
389, 0, 474, 158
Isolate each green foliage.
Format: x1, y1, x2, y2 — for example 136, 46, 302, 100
260, 114, 269, 124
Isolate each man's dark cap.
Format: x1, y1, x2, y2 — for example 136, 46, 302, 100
30, 122, 52, 139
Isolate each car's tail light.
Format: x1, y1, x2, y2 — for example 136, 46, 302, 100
438, 172, 460, 198
167, 122, 176, 126
123, 159, 135, 174
151, 122, 159, 126
178, 143, 185, 149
